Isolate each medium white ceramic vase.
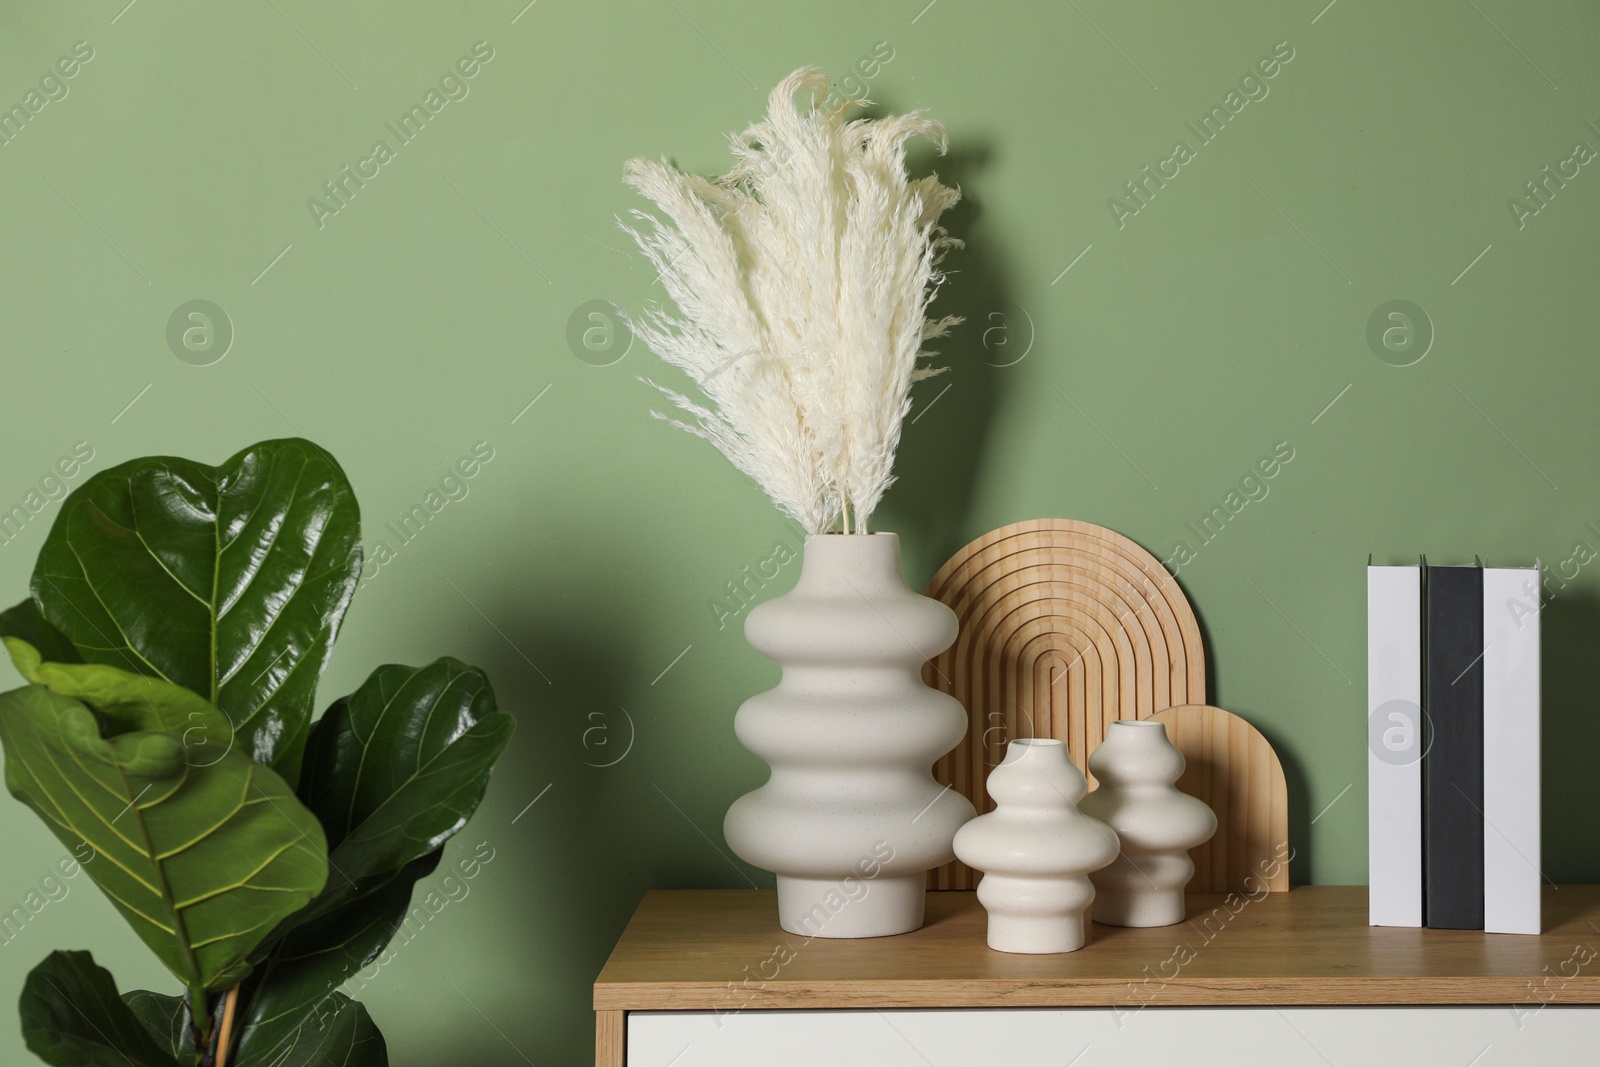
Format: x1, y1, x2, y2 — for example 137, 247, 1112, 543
723, 532, 976, 938
1080, 720, 1217, 927
952, 739, 1121, 953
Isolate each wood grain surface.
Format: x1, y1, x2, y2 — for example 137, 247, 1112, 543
596, 1010, 624, 1067
595, 886, 1598, 1012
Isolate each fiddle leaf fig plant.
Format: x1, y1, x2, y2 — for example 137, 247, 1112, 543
0, 439, 515, 1067
29, 439, 362, 781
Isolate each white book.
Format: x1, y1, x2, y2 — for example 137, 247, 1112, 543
1482, 567, 1541, 934
1368, 565, 1423, 927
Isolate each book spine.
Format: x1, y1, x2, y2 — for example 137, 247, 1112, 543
1483, 568, 1541, 934
1367, 566, 1423, 927
1424, 565, 1485, 929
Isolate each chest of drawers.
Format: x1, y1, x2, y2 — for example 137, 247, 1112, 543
595, 886, 1600, 1065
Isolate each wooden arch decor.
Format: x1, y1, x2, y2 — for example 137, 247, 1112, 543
921, 519, 1285, 893
1150, 705, 1290, 893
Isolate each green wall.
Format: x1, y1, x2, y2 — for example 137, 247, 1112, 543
3, 0, 1598, 1062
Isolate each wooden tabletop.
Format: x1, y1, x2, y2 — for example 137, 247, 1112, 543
594, 886, 1600, 1010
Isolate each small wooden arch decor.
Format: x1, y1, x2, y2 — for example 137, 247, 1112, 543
921, 519, 1286, 893
1150, 704, 1290, 893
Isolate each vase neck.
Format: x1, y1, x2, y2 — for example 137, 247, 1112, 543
1105, 721, 1169, 744
797, 533, 908, 596
1093, 720, 1184, 787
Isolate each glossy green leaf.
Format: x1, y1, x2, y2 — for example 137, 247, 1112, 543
32, 438, 361, 782
226, 661, 509, 1063
20, 951, 176, 1067
233, 852, 438, 1064
295, 659, 513, 919
234, 991, 387, 1067
121, 988, 196, 1063
0, 685, 328, 992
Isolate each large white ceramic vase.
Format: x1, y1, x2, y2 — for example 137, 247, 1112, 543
724, 532, 976, 938
953, 739, 1121, 953
1080, 719, 1217, 927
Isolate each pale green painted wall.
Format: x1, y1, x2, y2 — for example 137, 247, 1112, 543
2, 0, 1598, 1062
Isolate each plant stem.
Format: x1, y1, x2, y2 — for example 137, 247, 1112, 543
188, 982, 212, 1062
214, 985, 240, 1067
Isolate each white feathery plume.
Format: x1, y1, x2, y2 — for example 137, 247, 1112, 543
619, 67, 962, 535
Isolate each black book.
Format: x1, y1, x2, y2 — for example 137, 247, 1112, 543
1423, 564, 1485, 929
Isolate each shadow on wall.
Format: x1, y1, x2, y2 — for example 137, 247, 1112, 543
1184, 599, 1294, 888
1159, 595, 1318, 887
1249, 710, 1313, 886
1541, 592, 1600, 883
1184, 575, 1598, 890
877, 138, 1012, 581
419, 549, 651, 1067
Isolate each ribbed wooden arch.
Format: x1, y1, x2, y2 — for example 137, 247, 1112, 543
923, 519, 1209, 890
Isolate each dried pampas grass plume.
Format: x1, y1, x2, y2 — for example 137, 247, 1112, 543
619, 66, 962, 535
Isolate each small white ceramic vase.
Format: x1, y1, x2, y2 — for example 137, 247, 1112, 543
1080, 720, 1217, 927
724, 532, 976, 938
952, 739, 1120, 953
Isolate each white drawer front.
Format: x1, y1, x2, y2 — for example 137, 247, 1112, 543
629, 1006, 1594, 1066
